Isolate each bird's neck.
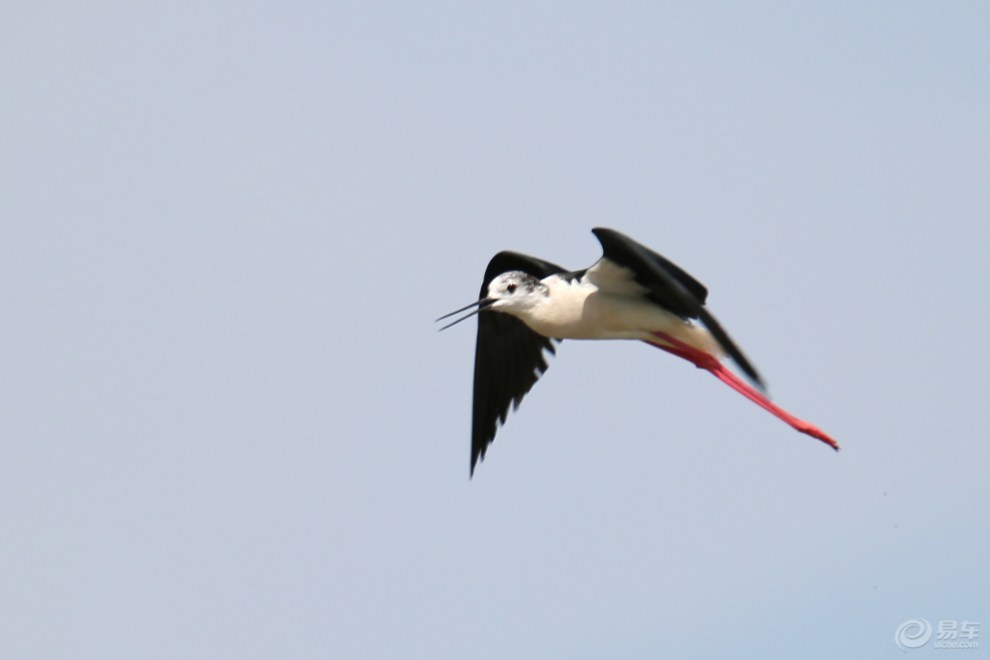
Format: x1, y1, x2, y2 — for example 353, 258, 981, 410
506, 276, 596, 339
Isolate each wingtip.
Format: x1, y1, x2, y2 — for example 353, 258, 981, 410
590, 227, 616, 243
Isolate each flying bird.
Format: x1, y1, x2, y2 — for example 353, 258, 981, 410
438, 228, 838, 475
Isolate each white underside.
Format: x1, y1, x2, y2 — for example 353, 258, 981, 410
506, 267, 723, 357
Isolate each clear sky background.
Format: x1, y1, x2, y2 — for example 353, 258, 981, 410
2, 3, 988, 659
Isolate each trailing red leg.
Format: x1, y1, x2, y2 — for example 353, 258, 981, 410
647, 332, 839, 450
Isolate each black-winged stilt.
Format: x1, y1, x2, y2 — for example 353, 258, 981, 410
439, 227, 838, 475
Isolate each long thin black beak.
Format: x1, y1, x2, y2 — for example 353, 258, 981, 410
436, 298, 495, 331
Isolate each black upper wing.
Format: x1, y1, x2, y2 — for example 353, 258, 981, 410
591, 227, 764, 388
471, 251, 567, 475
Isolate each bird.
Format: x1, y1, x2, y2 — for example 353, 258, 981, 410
438, 227, 839, 475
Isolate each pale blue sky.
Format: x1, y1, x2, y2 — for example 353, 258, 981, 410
2, 2, 988, 659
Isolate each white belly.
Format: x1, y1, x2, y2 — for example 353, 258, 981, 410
519, 287, 721, 355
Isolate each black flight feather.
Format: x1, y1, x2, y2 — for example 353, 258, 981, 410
591, 227, 764, 388
471, 251, 565, 475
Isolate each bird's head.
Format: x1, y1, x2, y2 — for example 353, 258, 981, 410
485, 271, 547, 311
436, 271, 548, 330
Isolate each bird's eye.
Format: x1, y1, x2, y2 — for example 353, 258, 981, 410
506, 283, 517, 294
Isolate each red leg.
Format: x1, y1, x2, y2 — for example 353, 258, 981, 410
648, 332, 839, 450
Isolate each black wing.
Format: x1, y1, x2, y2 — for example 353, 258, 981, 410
471, 251, 567, 475
591, 227, 764, 388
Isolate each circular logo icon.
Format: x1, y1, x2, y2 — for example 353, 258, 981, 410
895, 618, 933, 651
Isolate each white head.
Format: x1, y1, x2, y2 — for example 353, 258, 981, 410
436, 270, 548, 330
485, 271, 548, 314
